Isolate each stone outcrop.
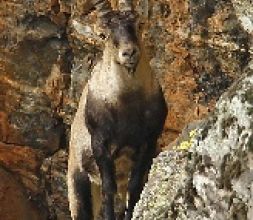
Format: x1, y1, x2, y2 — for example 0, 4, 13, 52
133, 69, 253, 219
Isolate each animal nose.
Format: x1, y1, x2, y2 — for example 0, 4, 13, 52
122, 48, 136, 58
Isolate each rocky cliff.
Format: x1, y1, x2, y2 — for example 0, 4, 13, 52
133, 67, 253, 220
0, 0, 252, 219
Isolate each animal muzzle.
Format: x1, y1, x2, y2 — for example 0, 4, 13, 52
119, 45, 140, 70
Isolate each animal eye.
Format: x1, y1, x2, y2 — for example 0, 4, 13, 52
99, 33, 106, 40
122, 52, 128, 57
137, 21, 144, 31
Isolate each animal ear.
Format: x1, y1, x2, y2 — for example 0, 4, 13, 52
80, 0, 112, 16
73, 0, 112, 43
96, 15, 112, 38
135, 17, 144, 32
71, 19, 107, 45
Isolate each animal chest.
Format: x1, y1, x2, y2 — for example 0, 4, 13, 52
85, 88, 152, 147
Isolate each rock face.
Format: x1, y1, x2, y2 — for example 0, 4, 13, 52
0, 5, 68, 152
0, 142, 44, 197
0, 0, 252, 219
0, 167, 47, 220
145, 0, 251, 144
41, 150, 70, 220
132, 69, 253, 219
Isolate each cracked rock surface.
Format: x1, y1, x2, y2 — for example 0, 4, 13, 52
133, 69, 253, 220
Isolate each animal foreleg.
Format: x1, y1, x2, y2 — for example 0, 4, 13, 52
125, 139, 157, 220
91, 134, 117, 220
67, 166, 92, 220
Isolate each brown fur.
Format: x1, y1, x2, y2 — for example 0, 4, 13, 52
68, 2, 168, 220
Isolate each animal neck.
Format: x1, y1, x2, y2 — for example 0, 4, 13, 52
101, 44, 113, 68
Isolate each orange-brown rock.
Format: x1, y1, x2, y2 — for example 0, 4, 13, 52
0, 142, 44, 193
144, 0, 250, 148
0, 167, 47, 220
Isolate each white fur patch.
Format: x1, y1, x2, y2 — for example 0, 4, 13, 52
88, 42, 160, 104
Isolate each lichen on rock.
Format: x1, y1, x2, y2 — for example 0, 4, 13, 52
133, 70, 253, 219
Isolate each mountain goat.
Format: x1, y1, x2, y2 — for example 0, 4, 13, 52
68, 0, 168, 219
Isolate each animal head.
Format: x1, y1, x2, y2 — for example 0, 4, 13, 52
100, 10, 140, 70
76, 0, 141, 71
